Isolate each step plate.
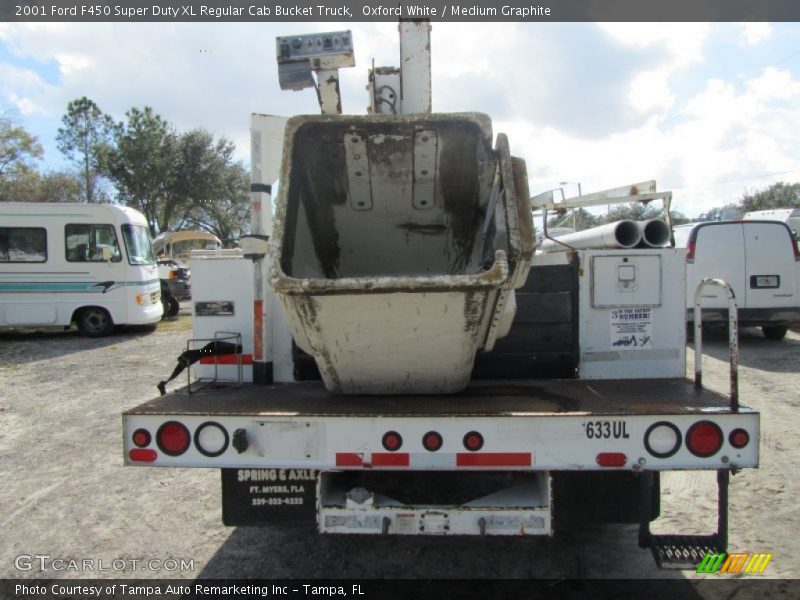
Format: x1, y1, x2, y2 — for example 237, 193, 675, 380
649, 534, 724, 569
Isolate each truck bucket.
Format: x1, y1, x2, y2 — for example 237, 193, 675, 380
269, 113, 533, 394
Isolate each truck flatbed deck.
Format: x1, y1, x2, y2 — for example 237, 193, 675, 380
127, 378, 747, 418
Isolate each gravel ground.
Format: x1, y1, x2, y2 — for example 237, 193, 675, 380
0, 310, 798, 594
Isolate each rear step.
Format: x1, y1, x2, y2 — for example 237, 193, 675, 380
639, 470, 729, 570
648, 534, 725, 570
641, 283, 738, 569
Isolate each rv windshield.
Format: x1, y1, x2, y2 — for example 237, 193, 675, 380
122, 225, 156, 266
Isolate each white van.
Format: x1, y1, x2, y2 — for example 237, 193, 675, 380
0, 202, 163, 336
674, 220, 800, 339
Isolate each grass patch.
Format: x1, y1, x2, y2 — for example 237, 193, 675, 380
157, 314, 193, 332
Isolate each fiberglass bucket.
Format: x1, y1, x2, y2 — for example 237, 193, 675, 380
269, 113, 532, 394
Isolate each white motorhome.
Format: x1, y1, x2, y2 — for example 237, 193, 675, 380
674, 220, 800, 339
0, 202, 163, 336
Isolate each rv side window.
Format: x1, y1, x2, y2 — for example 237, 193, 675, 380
65, 224, 122, 263
0, 227, 47, 263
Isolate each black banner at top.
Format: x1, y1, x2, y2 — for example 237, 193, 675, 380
3, 0, 800, 23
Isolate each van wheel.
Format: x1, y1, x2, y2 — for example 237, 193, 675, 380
77, 307, 115, 337
162, 296, 180, 318
762, 325, 788, 340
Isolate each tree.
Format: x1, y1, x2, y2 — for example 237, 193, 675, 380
740, 182, 800, 213
100, 107, 252, 239
0, 115, 42, 183
57, 97, 116, 204
100, 106, 178, 234
0, 170, 82, 203
181, 162, 251, 241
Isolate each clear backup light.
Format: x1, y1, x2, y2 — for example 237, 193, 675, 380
194, 422, 229, 457
644, 422, 682, 458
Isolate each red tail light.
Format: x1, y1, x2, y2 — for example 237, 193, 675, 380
422, 431, 443, 452
463, 431, 484, 452
729, 428, 750, 449
686, 421, 723, 457
382, 431, 403, 452
157, 421, 191, 456
132, 429, 151, 448
686, 241, 696, 263
792, 235, 800, 261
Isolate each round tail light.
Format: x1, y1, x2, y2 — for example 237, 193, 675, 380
132, 429, 151, 448
686, 421, 723, 457
422, 431, 443, 452
157, 421, 191, 456
382, 431, 403, 452
463, 431, 484, 452
729, 428, 750, 449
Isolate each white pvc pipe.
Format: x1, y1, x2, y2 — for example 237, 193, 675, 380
540, 220, 642, 252
639, 219, 670, 247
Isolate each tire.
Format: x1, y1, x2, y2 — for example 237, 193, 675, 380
77, 307, 115, 337
762, 325, 788, 340
164, 295, 180, 317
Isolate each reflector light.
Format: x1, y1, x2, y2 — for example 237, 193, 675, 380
644, 421, 682, 458
132, 429, 151, 448
596, 452, 627, 467
422, 431, 443, 452
729, 428, 750, 449
686, 421, 723, 457
382, 431, 403, 452
463, 431, 484, 452
156, 421, 191, 456
194, 422, 229, 457
128, 449, 157, 462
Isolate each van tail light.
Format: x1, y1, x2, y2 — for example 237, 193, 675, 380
686, 241, 696, 263
791, 233, 800, 261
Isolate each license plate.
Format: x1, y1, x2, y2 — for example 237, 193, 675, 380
752, 275, 779, 288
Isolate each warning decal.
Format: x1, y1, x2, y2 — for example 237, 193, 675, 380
610, 307, 653, 350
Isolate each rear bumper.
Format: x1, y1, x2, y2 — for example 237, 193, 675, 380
687, 307, 800, 326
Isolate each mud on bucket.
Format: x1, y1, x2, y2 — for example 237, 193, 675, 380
269, 112, 533, 394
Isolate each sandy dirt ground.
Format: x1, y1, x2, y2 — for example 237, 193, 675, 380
0, 310, 798, 595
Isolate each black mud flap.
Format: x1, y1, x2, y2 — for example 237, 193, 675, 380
221, 468, 317, 526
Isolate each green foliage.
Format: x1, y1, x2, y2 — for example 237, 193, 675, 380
99, 106, 178, 235
56, 97, 115, 204
740, 182, 800, 213
0, 115, 43, 181
99, 106, 249, 238
0, 170, 82, 203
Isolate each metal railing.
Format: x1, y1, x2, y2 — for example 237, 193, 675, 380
693, 278, 739, 411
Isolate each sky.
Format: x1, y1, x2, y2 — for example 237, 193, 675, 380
1, 21, 799, 218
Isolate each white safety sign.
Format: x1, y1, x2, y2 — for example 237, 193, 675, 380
610, 307, 653, 350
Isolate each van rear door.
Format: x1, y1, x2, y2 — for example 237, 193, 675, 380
743, 222, 796, 309
691, 223, 746, 309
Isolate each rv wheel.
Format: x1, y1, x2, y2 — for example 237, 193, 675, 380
77, 307, 115, 337
762, 325, 788, 341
